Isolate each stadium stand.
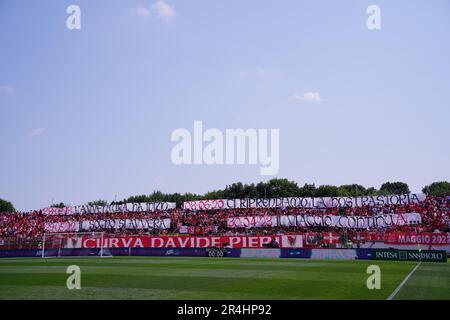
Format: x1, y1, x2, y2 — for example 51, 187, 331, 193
0, 196, 448, 250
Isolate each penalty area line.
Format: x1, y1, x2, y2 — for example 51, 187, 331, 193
386, 261, 421, 300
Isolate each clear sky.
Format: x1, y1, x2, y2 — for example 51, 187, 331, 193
1, 0, 449, 211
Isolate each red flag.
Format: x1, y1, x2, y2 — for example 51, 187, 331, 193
323, 232, 339, 244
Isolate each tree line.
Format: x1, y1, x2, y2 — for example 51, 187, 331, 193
1, 180, 449, 212
89, 179, 450, 208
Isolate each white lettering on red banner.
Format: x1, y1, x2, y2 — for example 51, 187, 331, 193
385, 232, 450, 245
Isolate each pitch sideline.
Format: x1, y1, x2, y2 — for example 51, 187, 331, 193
386, 261, 422, 300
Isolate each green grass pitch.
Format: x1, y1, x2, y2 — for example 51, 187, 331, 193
0, 257, 448, 300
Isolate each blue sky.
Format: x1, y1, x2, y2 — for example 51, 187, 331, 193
1, 0, 449, 211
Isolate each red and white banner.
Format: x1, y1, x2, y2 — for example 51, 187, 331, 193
227, 213, 421, 229
79, 235, 303, 249
42, 202, 176, 215
385, 232, 450, 245
42, 207, 74, 215
74, 202, 176, 214
80, 218, 171, 231
227, 216, 277, 228
43, 219, 171, 233
44, 221, 79, 233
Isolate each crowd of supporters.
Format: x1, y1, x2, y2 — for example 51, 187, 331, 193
0, 196, 448, 241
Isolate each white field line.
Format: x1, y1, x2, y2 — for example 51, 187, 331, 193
387, 262, 421, 300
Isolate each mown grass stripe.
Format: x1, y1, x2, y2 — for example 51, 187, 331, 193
386, 262, 421, 300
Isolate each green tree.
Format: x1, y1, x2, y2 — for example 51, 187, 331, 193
167, 192, 189, 208
204, 190, 225, 200
316, 185, 339, 197
51, 202, 66, 208
379, 181, 410, 195
0, 198, 15, 212
243, 183, 259, 198
125, 195, 150, 203
256, 182, 267, 198
223, 182, 246, 198
88, 178, 444, 210
88, 200, 108, 206
422, 181, 450, 197
337, 184, 370, 196
265, 178, 301, 197
123, 191, 204, 208
366, 187, 378, 195
148, 190, 166, 202
298, 183, 316, 197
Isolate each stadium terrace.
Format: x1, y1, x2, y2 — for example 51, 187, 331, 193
0, 193, 448, 256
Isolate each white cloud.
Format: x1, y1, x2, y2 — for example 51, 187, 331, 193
131, 5, 151, 19
290, 91, 323, 103
0, 85, 16, 95
30, 127, 47, 137
153, 0, 176, 21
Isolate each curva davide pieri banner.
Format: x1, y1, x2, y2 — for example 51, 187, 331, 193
68, 235, 304, 249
